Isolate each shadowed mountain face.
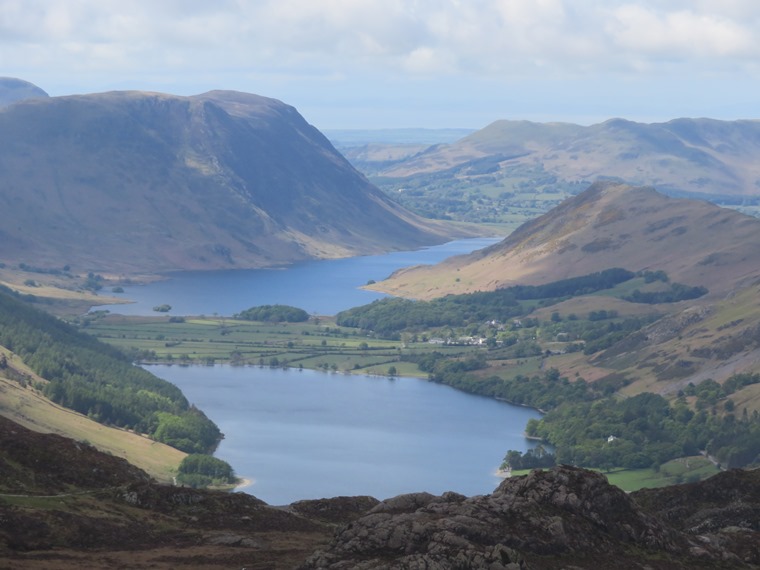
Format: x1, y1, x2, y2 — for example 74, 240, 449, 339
0, 77, 48, 108
0, 90, 456, 274
372, 182, 760, 300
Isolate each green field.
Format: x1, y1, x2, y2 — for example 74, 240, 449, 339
509, 456, 720, 492
82, 314, 479, 375
80, 313, 742, 490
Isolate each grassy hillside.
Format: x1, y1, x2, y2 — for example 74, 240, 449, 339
0, 288, 221, 468
343, 118, 760, 226
0, 373, 184, 483
370, 182, 760, 300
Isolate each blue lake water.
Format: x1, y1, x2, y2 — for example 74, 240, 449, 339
112, 235, 541, 504
97, 237, 502, 316
147, 364, 540, 505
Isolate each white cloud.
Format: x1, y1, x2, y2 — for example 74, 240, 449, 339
609, 4, 754, 60
3, 0, 760, 78
2, 1, 760, 126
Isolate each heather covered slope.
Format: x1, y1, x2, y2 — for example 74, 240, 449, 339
369, 181, 760, 398
301, 465, 760, 569
2, 415, 758, 569
0, 89, 461, 275
371, 182, 760, 299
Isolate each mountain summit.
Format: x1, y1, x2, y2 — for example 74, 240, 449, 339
0, 89, 457, 274
371, 182, 760, 299
0, 77, 48, 108
379, 117, 760, 199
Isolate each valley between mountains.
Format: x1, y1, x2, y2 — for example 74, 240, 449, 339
1, 79, 759, 568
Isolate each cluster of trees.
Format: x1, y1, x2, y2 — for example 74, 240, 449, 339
437, 367, 598, 411
501, 445, 556, 470
507, 268, 635, 300
176, 453, 237, 488
151, 409, 222, 454
0, 290, 221, 454
641, 269, 668, 283
337, 293, 522, 337
337, 268, 637, 336
83, 272, 104, 292
580, 317, 655, 355
404, 352, 489, 384
682, 374, 760, 410
18, 262, 71, 275
414, 342, 760, 471
531, 389, 760, 470
235, 304, 309, 323
624, 283, 708, 304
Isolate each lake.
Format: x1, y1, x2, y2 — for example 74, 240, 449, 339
147, 364, 540, 505
119, 235, 540, 504
98, 237, 502, 316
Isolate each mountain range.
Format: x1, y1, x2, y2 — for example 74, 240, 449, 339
352, 117, 760, 207
0, 84, 465, 278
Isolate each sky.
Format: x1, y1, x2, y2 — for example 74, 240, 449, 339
2, 0, 760, 130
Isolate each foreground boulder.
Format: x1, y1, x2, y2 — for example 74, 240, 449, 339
2, 414, 758, 569
301, 465, 755, 569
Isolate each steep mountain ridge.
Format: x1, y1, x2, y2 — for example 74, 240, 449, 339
371, 182, 760, 299
369, 182, 760, 397
0, 89, 460, 276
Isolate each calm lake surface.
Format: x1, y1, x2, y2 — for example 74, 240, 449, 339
117, 236, 540, 504
98, 237, 502, 316
147, 364, 540, 505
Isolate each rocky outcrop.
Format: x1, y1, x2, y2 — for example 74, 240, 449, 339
2, 414, 759, 569
633, 469, 760, 567
300, 466, 752, 569
289, 495, 381, 525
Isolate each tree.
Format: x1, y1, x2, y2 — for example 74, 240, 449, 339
236, 304, 309, 323
176, 454, 236, 488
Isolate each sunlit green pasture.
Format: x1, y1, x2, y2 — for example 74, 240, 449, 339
83, 315, 475, 376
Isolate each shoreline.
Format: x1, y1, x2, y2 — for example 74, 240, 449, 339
234, 477, 255, 490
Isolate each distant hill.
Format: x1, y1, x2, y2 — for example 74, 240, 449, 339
0, 89, 464, 276
325, 128, 474, 146
371, 182, 760, 300
370, 182, 760, 394
379, 117, 760, 199
0, 77, 48, 107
